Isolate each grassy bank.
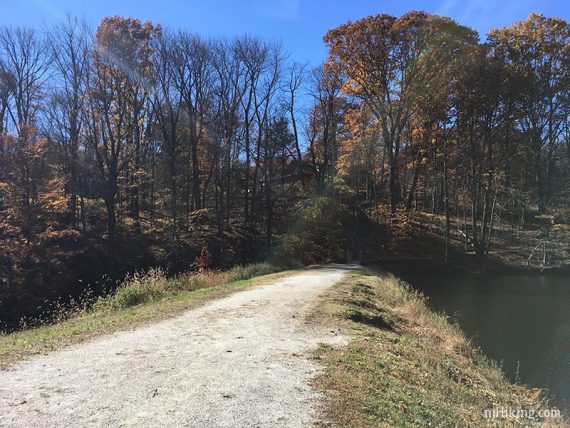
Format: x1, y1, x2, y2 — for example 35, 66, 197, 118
310, 268, 565, 427
0, 263, 287, 369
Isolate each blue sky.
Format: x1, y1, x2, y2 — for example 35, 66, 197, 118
1, 0, 569, 67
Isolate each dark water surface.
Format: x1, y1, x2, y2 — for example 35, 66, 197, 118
401, 272, 570, 414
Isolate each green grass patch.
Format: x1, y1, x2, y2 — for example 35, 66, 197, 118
345, 307, 395, 331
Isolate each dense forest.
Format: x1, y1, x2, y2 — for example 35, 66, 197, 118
1, 11, 569, 329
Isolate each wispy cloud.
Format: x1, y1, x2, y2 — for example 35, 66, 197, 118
32, 0, 66, 22
438, 0, 459, 16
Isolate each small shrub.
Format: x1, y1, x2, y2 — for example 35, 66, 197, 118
195, 246, 213, 272
227, 263, 278, 282
94, 268, 167, 310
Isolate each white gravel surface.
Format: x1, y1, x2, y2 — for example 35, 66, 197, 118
0, 266, 350, 428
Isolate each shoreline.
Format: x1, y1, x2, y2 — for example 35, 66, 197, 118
370, 258, 570, 277
310, 267, 567, 426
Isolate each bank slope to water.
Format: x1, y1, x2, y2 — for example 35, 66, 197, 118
310, 268, 566, 427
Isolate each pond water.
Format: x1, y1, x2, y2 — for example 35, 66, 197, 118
401, 272, 570, 415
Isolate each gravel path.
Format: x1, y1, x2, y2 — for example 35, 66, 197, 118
0, 266, 350, 427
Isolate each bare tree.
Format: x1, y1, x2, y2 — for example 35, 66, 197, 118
46, 16, 90, 225
0, 27, 50, 132
284, 61, 305, 161
172, 32, 215, 213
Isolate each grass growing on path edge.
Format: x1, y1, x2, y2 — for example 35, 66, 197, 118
0, 263, 290, 369
309, 268, 566, 427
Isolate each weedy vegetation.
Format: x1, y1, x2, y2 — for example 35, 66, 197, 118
0, 263, 286, 368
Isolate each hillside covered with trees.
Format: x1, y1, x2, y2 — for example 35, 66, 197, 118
1, 11, 569, 330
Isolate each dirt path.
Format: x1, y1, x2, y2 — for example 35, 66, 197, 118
0, 266, 350, 427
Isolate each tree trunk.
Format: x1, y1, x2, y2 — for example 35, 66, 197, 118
104, 189, 118, 276
388, 147, 400, 216
190, 135, 201, 211
443, 138, 450, 266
